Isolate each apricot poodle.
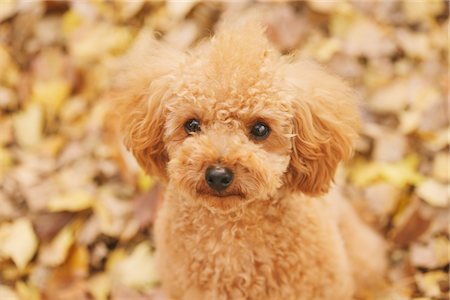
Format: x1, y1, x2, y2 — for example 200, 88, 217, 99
115, 22, 387, 300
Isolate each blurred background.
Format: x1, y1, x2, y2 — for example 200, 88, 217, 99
0, 1, 448, 299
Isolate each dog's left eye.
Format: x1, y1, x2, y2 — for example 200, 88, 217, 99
184, 119, 201, 134
250, 122, 270, 140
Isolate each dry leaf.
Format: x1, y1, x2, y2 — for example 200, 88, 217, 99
415, 271, 447, 298
110, 242, 159, 291
349, 155, 424, 187
15, 281, 40, 300
373, 132, 407, 162
416, 179, 449, 208
48, 191, 94, 212
31, 79, 71, 118
390, 197, 433, 246
0, 285, 19, 300
432, 152, 449, 183
32, 212, 74, 242
13, 104, 43, 148
0, 218, 38, 271
87, 273, 111, 300
39, 224, 74, 267
166, 1, 198, 20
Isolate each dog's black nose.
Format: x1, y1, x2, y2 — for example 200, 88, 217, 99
205, 166, 234, 192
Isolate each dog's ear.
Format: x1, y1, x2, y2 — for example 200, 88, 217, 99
282, 60, 360, 196
112, 34, 184, 180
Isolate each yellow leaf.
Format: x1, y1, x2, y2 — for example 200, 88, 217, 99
416, 179, 449, 208
397, 30, 432, 60
15, 281, 40, 300
0, 218, 38, 271
422, 127, 450, 151
138, 170, 155, 192
166, 1, 198, 20
70, 23, 133, 65
402, 0, 445, 23
433, 237, 450, 267
432, 152, 449, 182
87, 273, 111, 300
67, 245, 89, 276
0, 285, 19, 300
62, 10, 82, 36
307, 0, 341, 13
38, 135, 66, 157
13, 104, 43, 148
39, 225, 74, 267
0, 147, 13, 176
399, 111, 421, 134
349, 155, 424, 187
106, 248, 126, 272
48, 191, 94, 212
111, 242, 159, 290
93, 190, 131, 237
314, 38, 341, 62
0, 45, 19, 86
415, 271, 447, 298
31, 79, 71, 117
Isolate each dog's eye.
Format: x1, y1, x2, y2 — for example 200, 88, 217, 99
250, 122, 270, 140
184, 119, 201, 134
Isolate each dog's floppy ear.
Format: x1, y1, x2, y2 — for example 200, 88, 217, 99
283, 60, 360, 196
112, 34, 184, 180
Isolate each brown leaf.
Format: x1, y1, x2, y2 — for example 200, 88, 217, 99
390, 197, 434, 246
133, 183, 165, 230
31, 211, 74, 242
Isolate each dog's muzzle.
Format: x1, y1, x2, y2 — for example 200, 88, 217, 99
205, 166, 234, 192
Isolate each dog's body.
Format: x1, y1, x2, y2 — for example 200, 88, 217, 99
116, 22, 386, 300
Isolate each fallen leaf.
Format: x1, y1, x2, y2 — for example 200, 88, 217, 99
402, 0, 446, 23
373, 132, 407, 162
349, 155, 424, 187
31, 211, 74, 242
48, 191, 94, 212
110, 242, 159, 291
410, 236, 449, 270
13, 104, 43, 148
138, 170, 156, 192
15, 281, 40, 300
0, 285, 19, 300
341, 15, 396, 58
265, 5, 309, 53
87, 273, 111, 300
390, 197, 433, 246
0, 218, 38, 271
416, 179, 449, 208
415, 271, 447, 298
166, 1, 198, 20
133, 184, 165, 230
363, 183, 400, 217
39, 224, 74, 267
396, 30, 432, 60
369, 78, 409, 114
432, 152, 449, 183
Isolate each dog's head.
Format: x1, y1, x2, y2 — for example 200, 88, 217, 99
115, 24, 359, 210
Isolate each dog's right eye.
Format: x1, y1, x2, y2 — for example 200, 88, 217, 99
184, 119, 201, 134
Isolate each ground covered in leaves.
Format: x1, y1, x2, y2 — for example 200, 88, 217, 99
0, 1, 448, 299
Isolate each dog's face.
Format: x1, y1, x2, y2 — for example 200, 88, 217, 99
116, 24, 359, 210
163, 62, 293, 209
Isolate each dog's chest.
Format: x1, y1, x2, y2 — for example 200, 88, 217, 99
155, 199, 333, 299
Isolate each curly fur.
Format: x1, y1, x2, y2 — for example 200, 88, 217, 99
114, 23, 386, 300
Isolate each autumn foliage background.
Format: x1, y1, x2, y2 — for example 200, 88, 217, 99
0, 1, 448, 299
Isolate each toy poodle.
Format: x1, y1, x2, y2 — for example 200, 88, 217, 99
114, 22, 387, 300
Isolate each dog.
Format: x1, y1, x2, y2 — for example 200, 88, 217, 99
114, 22, 387, 300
